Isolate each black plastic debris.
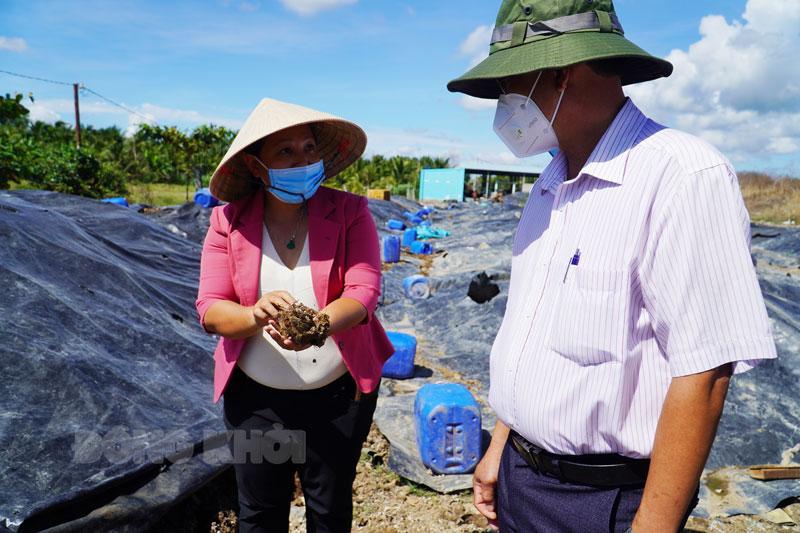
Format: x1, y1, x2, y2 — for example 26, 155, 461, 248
467, 271, 500, 303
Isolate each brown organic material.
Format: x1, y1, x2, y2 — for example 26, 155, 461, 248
277, 302, 330, 347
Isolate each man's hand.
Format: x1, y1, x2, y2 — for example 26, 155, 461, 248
473, 420, 510, 531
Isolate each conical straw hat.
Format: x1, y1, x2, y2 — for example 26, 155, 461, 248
209, 97, 367, 202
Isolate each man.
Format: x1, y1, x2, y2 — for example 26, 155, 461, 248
447, 1, 777, 531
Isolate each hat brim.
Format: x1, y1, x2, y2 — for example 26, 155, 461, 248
447, 32, 673, 99
209, 99, 367, 203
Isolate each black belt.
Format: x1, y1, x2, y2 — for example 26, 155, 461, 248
510, 432, 649, 487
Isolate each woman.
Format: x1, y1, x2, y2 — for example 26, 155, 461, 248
196, 97, 394, 532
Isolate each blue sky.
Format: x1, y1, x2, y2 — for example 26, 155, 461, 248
2, 0, 798, 175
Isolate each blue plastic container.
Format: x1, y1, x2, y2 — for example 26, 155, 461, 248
382, 235, 400, 263
415, 207, 432, 217
403, 275, 430, 299
414, 383, 482, 474
382, 331, 416, 379
101, 197, 128, 207
193, 188, 220, 208
410, 240, 433, 255
387, 218, 405, 230
410, 215, 424, 225
402, 228, 417, 247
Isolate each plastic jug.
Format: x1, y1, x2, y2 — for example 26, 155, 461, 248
387, 219, 405, 230
409, 241, 433, 255
402, 228, 417, 247
382, 235, 400, 263
414, 383, 482, 474
193, 188, 219, 208
403, 275, 430, 299
382, 331, 416, 379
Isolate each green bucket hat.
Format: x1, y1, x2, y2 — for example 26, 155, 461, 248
447, 0, 673, 99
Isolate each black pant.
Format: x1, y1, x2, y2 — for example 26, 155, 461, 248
223, 366, 377, 533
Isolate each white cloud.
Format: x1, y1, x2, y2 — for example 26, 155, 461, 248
459, 24, 492, 69
627, 0, 800, 168
278, 0, 358, 16
0, 36, 29, 52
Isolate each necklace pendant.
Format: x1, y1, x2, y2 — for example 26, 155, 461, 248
286, 239, 295, 250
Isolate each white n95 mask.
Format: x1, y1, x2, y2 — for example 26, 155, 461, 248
493, 71, 565, 158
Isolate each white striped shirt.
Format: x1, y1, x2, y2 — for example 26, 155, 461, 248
490, 99, 777, 458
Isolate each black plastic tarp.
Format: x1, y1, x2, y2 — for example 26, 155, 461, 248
0, 190, 227, 532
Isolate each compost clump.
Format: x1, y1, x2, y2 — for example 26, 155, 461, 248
277, 303, 330, 347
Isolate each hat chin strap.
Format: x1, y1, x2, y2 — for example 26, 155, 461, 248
491, 11, 624, 45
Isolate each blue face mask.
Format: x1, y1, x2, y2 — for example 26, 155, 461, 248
254, 159, 326, 203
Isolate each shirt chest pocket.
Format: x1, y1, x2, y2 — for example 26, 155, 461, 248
549, 267, 627, 366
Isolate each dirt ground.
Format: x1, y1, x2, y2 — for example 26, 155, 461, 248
208, 423, 800, 532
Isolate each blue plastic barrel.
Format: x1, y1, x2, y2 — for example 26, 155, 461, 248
382, 331, 416, 379
410, 240, 433, 255
101, 197, 128, 207
193, 188, 219, 208
387, 218, 405, 230
382, 235, 400, 263
402, 228, 417, 247
403, 275, 430, 299
414, 207, 432, 217
414, 383, 482, 474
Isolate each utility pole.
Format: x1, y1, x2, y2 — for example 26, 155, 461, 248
73, 83, 81, 149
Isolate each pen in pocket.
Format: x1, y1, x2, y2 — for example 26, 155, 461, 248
563, 248, 581, 283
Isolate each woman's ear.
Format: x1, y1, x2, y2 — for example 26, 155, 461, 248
242, 153, 265, 179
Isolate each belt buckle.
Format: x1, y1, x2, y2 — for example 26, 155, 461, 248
513, 433, 542, 473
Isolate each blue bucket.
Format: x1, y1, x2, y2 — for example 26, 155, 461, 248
414, 383, 482, 474
402, 228, 417, 247
403, 275, 430, 299
410, 240, 433, 255
382, 331, 416, 379
382, 235, 400, 263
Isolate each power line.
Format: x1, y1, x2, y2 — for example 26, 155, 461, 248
80, 86, 157, 125
0, 68, 74, 86
1, 68, 158, 125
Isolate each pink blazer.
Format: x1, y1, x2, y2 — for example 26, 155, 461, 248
196, 186, 394, 403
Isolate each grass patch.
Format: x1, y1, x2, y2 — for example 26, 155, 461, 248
739, 172, 800, 225
126, 182, 195, 206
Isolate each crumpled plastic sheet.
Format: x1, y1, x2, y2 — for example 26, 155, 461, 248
0, 190, 228, 532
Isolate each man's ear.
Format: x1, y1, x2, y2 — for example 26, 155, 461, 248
554, 66, 571, 92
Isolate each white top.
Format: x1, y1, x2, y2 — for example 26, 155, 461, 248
236, 224, 347, 389
490, 99, 776, 458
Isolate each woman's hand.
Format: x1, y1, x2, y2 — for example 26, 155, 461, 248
253, 291, 313, 351
251, 290, 296, 326
265, 319, 312, 351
